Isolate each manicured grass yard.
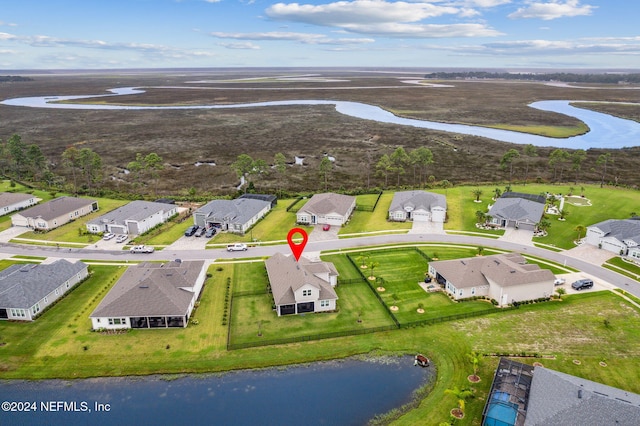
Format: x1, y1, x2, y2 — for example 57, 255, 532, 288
339, 192, 412, 235
227, 262, 396, 346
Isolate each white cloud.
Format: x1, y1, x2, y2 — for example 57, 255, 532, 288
508, 0, 596, 20
210, 31, 375, 45
264, 1, 502, 37
266, 1, 460, 26
217, 42, 261, 49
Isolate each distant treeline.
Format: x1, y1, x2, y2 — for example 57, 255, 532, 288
0, 76, 33, 82
424, 71, 640, 84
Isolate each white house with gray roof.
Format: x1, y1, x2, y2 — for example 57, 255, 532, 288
483, 357, 640, 426
11, 196, 98, 231
193, 198, 271, 235
487, 192, 546, 231
0, 192, 39, 216
0, 260, 89, 321
586, 218, 640, 259
86, 200, 177, 235
388, 190, 446, 222
296, 193, 356, 226
265, 253, 338, 316
90, 260, 206, 330
428, 253, 555, 306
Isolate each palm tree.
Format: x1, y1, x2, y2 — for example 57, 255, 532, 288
472, 188, 483, 202
574, 225, 586, 240
356, 254, 370, 269
475, 210, 486, 225
367, 261, 380, 280
536, 218, 552, 233
444, 386, 474, 418
558, 209, 569, 220
493, 188, 502, 200
467, 352, 482, 381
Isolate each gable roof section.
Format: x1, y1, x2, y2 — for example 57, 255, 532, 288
299, 193, 355, 217
489, 193, 545, 223
0, 260, 88, 309
90, 260, 205, 318
265, 253, 338, 306
389, 190, 446, 212
525, 366, 640, 425
87, 200, 171, 227
15, 196, 96, 221
0, 192, 35, 208
430, 253, 554, 289
196, 198, 270, 225
589, 219, 640, 245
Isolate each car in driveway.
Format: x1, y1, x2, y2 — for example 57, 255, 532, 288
130, 245, 154, 253
115, 234, 127, 244
322, 224, 331, 231
194, 227, 205, 237
571, 279, 594, 291
205, 228, 216, 238
554, 277, 566, 286
184, 225, 199, 237
102, 232, 115, 240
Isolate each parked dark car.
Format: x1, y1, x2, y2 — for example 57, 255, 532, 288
571, 279, 594, 291
184, 225, 199, 237
194, 227, 205, 237
205, 228, 216, 238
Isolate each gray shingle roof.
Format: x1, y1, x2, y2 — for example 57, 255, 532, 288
489, 194, 545, 224
389, 190, 446, 212
195, 198, 270, 225
90, 260, 205, 318
87, 200, 172, 227
265, 253, 338, 305
0, 192, 35, 209
0, 260, 88, 309
299, 193, 356, 217
525, 366, 640, 425
15, 196, 96, 221
590, 219, 640, 245
430, 253, 554, 289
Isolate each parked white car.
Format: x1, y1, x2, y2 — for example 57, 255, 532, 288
227, 243, 248, 252
102, 232, 115, 240
130, 245, 154, 253
115, 234, 127, 243
554, 277, 566, 286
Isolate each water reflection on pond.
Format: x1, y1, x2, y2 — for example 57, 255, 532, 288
0, 356, 433, 426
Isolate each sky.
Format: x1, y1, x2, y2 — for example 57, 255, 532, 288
0, 0, 638, 70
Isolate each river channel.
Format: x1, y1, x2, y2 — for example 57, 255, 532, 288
2, 87, 640, 149
0, 357, 432, 426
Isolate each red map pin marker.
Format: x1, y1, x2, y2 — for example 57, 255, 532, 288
287, 227, 308, 262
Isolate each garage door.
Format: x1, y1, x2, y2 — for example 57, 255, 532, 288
412, 212, 430, 222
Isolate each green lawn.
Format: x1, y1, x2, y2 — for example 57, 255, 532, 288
604, 257, 640, 281
339, 192, 412, 235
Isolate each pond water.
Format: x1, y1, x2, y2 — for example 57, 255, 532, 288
0, 357, 432, 426
3, 87, 640, 149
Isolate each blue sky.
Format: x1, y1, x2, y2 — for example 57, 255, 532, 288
0, 0, 638, 70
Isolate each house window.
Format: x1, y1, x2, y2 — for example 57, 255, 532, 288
320, 300, 330, 307
302, 289, 312, 297
32, 304, 40, 315
66, 281, 70, 289
55, 288, 59, 295
108, 318, 124, 325
44, 296, 48, 303
471, 288, 476, 295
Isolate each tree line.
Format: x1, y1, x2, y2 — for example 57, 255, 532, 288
424, 71, 640, 84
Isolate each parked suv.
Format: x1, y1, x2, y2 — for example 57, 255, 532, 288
194, 227, 205, 237
184, 225, 199, 237
205, 228, 216, 238
571, 279, 594, 291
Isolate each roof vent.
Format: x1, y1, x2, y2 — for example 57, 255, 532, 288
139, 285, 149, 289
461, 260, 466, 265
510, 270, 516, 273
494, 260, 500, 265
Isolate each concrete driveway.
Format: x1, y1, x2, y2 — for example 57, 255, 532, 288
409, 221, 444, 234
498, 228, 534, 246
564, 243, 615, 266
309, 224, 339, 242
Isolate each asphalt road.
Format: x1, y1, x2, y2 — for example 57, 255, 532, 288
2, 233, 638, 298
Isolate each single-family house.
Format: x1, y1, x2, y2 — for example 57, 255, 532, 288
388, 190, 446, 222
487, 192, 546, 231
586, 218, 640, 258
90, 260, 206, 330
86, 200, 178, 235
482, 357, 640, 426
265, 253, 339, 316
11, 196, 98, 231
0, 192, 39, 216
0, 259, 89, 321
296, 193, 356, 226
193, 197, 271, 235
428, 253, 555, 306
